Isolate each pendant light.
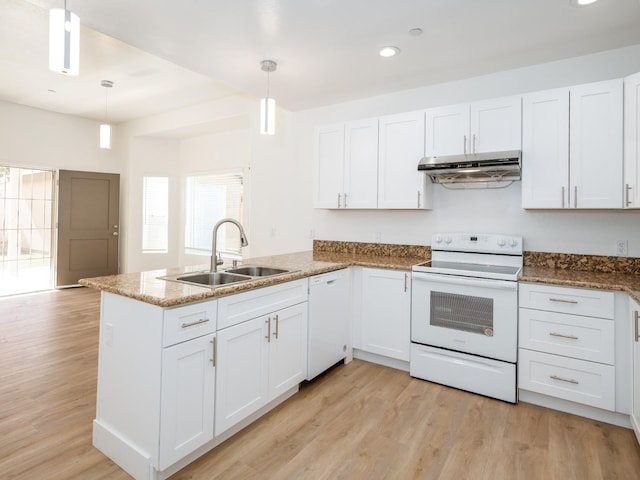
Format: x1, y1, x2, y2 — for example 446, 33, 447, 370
100, 80, 114, 149
259, 60, 277, 136
49, 0, 80, 75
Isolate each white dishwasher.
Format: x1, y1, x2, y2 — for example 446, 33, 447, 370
307, 269, 350, 380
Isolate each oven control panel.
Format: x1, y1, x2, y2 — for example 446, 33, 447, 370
432, 233, 523, 255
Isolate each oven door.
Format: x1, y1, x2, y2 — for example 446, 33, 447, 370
411, 271, 517, 362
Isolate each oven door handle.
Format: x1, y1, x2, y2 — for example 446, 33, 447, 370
411, 272, 518, 290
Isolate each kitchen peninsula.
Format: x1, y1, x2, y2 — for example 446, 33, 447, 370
80, 242, 640, 479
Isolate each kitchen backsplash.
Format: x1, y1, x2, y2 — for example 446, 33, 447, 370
313, 240, 431, 259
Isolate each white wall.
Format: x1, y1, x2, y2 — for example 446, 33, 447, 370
296, 44, 640, 257
119, 96, 312, 272
0, 100, 122, 173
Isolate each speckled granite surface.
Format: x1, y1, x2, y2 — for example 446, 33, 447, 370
521, 251, 640, 302
79, 249, 429, 307
80, 242, 640, 307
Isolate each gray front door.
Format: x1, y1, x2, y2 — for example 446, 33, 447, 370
56, 170, 120, 286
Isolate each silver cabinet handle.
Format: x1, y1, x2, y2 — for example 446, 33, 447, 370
210, 337, 216, 367
344, 193, 348, 208
273, 314, 279, 340
417, 190, 421, 208
463, 135, 467, 154
548, 298, 578, 304
635, 311, 639, 342
574, 186, 578, 208
550, 375, 579, 385
626, 184, 632, 207
472, 134, 476, 153
561, 186, 565, 209
549, 332, 579, 340
265, 317, 271, 342
337, 193, 342, 208
404, 273, 408, 292
181, 318, 209, 329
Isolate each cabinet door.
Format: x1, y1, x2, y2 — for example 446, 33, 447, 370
215, 317, 269, 436
521, 88, 569, 209
378, 111, 430, 209
314, 124, 344, 208
344, 119, 379, 208
624, 72, 640, 209
361, 268, 411, 361
470, 95, 522, 153
159, 333, 215, 470
268, 303, 308, 399
569, 79, 623, 209
631, 299, 640, 444
425, 103, 470, 157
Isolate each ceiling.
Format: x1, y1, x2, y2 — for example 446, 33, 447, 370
2, 0, 640, 124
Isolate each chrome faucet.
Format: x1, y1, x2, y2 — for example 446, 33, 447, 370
211, 218, 249, 272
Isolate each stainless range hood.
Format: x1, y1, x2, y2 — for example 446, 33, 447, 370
417, 149, 521, 184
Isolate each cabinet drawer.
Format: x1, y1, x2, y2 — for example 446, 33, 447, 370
519, 308, 614, 364
218, 279, 308, 330
163, 301, 217, 347
519, 283, 614, 319
518, 349, 615, 411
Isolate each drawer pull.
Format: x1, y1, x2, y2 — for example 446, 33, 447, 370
635, 311, 639, 343
181, 318, 209, 329
549, 332, 579, 340
548, 298, 578, 304
550, 375, 579, 385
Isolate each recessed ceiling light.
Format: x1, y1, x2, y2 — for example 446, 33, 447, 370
379, 46, 400, 57
570, 0, 598, 6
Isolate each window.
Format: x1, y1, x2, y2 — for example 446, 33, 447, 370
184, 172, 243, 256
142, 176, 168, 253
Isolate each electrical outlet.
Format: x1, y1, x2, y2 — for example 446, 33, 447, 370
105, 323, 114, 346
375, 232, 382, 243
309, 228, 315, 239
615, 239, 628, 256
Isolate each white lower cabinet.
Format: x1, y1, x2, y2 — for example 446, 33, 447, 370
159, 333, 215, 470
360, 268, 411, 361
631, 298, 640, 443
215, 281, 308, 436
518, 283, 616, 412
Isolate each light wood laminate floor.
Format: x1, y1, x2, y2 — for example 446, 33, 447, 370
1, 287, 640, 479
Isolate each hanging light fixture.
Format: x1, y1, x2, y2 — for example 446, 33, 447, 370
100, 80, 114, 149
49, 0, 80, 75
259, 60, 277, 136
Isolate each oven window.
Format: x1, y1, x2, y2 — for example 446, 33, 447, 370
430, 291, 494, 336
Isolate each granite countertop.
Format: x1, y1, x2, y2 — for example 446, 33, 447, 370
519, 265, 640, 304
79, 250, 426, 308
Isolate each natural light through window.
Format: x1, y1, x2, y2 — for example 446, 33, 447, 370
142, 176, 169, 253
184, 172, 243, 257
0, 166, 55, 296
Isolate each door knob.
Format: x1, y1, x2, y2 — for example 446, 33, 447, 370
112, 232, 119, 236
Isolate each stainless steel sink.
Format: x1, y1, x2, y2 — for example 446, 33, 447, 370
164, 271, 252, 287
159, 265, 293, 289
225, 265, 290, 277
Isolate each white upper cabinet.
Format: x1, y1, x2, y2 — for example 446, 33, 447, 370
424, 104, 470, 156
314, 123, 345, 208
570, 79, 623, 209
343, 119, 379, 209
624, 72, 640, 209
313, 119, 378, 209
378, 111, 431, 209
425, 95, 522, 157
521, 88, 570, 208
471, 96, 522, 153
522, 79, 623, 209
